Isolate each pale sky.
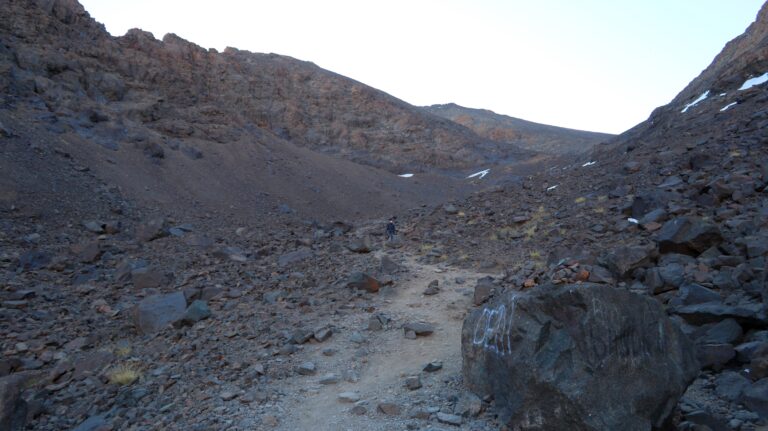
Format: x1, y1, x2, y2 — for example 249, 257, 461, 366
79, 0, 765, 134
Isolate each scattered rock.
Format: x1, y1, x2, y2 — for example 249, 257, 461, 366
436, 412, 463, 426
338, 392, 361, 403
403, 322, 434, 337
132, 292, 187, 334
378, 402, 401, 415
404, 375, 422, 390
656, 216, 723, 256
345, 272, 380, 293
424, 279, 440, 295
423, 361, 443, 372
296, 362, 317, 376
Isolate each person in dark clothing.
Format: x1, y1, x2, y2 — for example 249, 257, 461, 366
386, 218, 397, 241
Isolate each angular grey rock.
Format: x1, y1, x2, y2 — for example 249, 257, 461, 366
338, 392, 360, 403
131, 267, 169, 290
656, 216, 723, 256
133, 292, 187, 334
742, 378, 768, 419
403, 322, 434, 336
436, 412, 463, 425
424, 279, 440, 295
179, 300, 211, 326
462, 283, 699, 430
0, 372, 35, 431
345, 272, 380, 293
473, 277, 494, 305
347, 236, 372, 253
673, 301, 767, 326
669, 283, 721, 307
454, 392, 482, 417
377, 402, 401, 415
319, 373, 339, 385
404, 375, 422, 390
423, 361, 443, 372
696, 343, 735, 370
71, 414, 108, 431
277, 248, 313, 268
698, 319, 742, 345
314, 327, 333, 342
296, 362, 316, 376
135, 218, 168, 242
380, 255, 401, 274
715, 371, 751, 402
599, 245, 654, 278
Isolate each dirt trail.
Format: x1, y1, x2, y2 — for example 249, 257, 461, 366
275, 251, 488, 430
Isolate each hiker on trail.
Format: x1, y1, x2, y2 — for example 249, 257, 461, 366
386, 217, 397, 241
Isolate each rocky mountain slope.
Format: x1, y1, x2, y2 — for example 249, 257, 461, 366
425, 103, 614, 155
411, 2, 768, 429
2, 0, 768, 430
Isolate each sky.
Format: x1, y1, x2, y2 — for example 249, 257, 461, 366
79, 1, 765, 134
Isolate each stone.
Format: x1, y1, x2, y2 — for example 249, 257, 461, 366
658, 263, 685, 288
131, 267, 169, 290
76, 241, 102, 263
314, 327, 333, 342
179, 300, 211, 326
290, 329, 313, 345
656, 216, 723, 256
71, 414, 108, 431
220, 390, 238, 401
736, 341, 768, 363
404, 375, 422, 390
296, 362, 316, 376
135, 218, 168, 242
319, 373, 339, 385
462, 283, 699, 430
714, 371, 751, 402
349, 332, 366, 344
277, 248, 313, 267
599, 245, 654, 278
378, 402, 401, 415
133, 292, 187, 334
17, 250, 51, 271
345, 272, 380, 293
683, 410, 731, 431
403, 322, 434, 336
424, 279, 440, 295
696, 344, 735, 370
669, 283, 721, 307
443, 204, 458, 214
436, 412, 463, 426
698, 319, 742, 345
473, 277, 494, 305
672, 301, 766, 326
742, 378, 768, 419
338, 392, 360, 403
347, 236, 372, 253
350, 404, 367, 415
0, 372, 35, 431
423, 361, 443, 372
380, 255, 401, 274
454, 392, 482, 417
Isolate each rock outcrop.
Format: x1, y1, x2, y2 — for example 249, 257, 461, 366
462, 283, 699, 430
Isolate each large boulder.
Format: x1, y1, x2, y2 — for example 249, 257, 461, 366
656, 216, 722, 256
0, 372, 39, 431
132, 292, 187, 334
462, 283, 699, 430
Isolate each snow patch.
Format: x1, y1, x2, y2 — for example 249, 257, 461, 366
628, 218, 639, 224
681, 91, 709, 113
546, 185, 558, 191
582, 161, 596, 167
739, 72, 768, 91
719, 93, 727, 97
720, 102, 738, 112
466, 169, 490, 179
398, 173, 414, 178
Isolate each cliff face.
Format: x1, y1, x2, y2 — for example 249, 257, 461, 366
425, 103, 614, 155
0, 0, 532, 174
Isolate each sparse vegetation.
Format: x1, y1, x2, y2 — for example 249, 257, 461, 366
107, 363, 142, 386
